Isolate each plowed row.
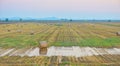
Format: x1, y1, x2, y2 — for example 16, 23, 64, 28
0, 55, 120, 66
0, 23, 120, 48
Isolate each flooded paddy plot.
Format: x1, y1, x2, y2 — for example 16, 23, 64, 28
1, 46, 120, 65
0, 46, 120, 57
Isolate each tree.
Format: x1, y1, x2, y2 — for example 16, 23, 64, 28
70, 19, 72, 22
5, 18, 9, 22
108, 20, 111, 22
20, 18, 22, 21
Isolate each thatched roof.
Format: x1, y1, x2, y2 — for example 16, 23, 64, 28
116, 32, 120, 36
40, 41, 47, 44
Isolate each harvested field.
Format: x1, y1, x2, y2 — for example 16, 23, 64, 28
0, 22, 120, 65
0, 23, 120, 48
0, 55, 120, 66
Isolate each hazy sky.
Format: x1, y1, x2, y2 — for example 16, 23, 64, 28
0, 0, 120, 19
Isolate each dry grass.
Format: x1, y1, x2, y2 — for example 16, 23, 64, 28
0, 55, 120, 66
0, 22, 120, 48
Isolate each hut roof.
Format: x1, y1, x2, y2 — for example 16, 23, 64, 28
40, 41, 47, 44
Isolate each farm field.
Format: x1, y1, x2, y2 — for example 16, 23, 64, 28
0, 22, 120, 48
1, 0, 120, 65
0, 22, 120, 66
0, 46, 120, 66
0, 55, 120, 66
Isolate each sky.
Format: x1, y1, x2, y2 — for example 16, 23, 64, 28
0, 0, 120, 20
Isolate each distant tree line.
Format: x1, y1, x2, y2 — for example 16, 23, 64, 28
0, 18, 23, 22
0, 18, 119, 22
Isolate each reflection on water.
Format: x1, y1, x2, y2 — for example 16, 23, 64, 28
39, 41, 48, 55
39, 47, 47, 55
0, 47, 120, 57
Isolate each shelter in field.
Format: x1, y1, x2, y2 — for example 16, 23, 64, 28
39, 41, 48, 55
116, 32, 120, 36
7, 29, 11, 32
30, 31, 34, 35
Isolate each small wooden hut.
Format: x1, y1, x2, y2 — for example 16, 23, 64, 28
7, 29, 11, 32
116, 32, 120, 36
30, 31, 34, 35
39, 41, 48, 55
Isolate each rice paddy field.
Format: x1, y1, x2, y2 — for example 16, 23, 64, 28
0, 22, 120, 48
1, 55, 120, 66
0, 22, 120, 66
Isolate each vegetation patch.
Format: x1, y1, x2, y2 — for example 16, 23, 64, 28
0, 23, 120, 48
78, 37, 120, 48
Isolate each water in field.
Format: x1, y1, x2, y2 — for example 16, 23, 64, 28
0, 46, 120, 57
